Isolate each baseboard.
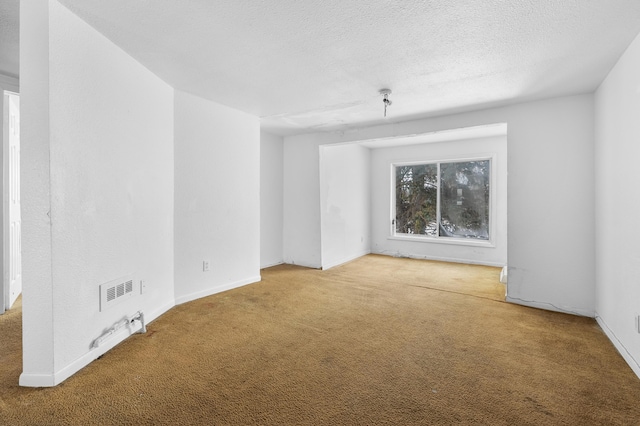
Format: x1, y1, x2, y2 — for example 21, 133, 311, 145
146, 300, 177, 324
18, 373, 56, 388
321, 251, 370, 270
19, 300, 175, 388
53, 320, 145, 386
20, 278, 262, 388
174, 275, 262, 306
595, 314, 640, 380
282, 259, 322, 269
260, 261, 284, 269
505, 295, 594, 317
374, 251, 505, 268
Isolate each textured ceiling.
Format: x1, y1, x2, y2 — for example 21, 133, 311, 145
5, 1, 640, 135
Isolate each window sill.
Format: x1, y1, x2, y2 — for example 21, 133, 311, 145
387, 234, 495, 248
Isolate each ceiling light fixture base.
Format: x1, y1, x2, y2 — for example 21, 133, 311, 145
379, 89, 392, 117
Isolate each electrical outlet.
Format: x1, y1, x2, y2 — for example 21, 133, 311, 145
140, 280, 146, 294
203, 260, 210, 272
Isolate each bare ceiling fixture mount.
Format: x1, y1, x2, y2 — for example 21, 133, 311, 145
379, 89, 392, 117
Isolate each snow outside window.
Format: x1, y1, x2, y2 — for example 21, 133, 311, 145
394, 159, 491, 241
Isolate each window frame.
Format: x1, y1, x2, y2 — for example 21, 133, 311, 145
390, 154, 497, 248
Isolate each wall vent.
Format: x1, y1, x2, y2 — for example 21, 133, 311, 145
100, 275, 135, 312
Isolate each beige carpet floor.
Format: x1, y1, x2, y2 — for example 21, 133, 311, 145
1, 254, 640, 425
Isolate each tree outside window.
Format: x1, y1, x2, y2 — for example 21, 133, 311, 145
394, 160, 490, 240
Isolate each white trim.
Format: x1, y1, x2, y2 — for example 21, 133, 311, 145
391, 154, 496, 168
283, 260, 322, 269
145, 300, 177, 324
387, 235, 495, 248
1, 92, 6, 314
174, 275, 261, 305
1, 87, 20, 313
505, 295, 594, 317
391, 154, 496, 244
260, 261, 284, 269
52, 321, 145, 386
374, 251, 505, 268
595, 314, 640, 380
321, 250, 370, 270
19, 300, 175, 387
18, 373, 56, 388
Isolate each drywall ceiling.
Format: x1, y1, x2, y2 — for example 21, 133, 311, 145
7, 1, 640, 136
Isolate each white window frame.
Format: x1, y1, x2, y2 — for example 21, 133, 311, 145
390, 154, 496, 248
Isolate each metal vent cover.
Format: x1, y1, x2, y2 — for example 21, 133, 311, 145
100, 276, 135, 312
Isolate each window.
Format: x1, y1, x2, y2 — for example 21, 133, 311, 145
394, 159, 491, 241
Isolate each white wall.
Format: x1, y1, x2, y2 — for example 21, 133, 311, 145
284, 94, 595, 316
370, 136, 507, 266
21, 0, 54, 379
174, 90, 260, 304
594, 32, 640, 377
21, 1, 175, 386
20, 1, 263, 387
283, 135, 323, 268
319, 144, 370, 269
260, 131, 284, 268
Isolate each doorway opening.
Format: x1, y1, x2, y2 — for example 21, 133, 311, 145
2, 91, 21, 314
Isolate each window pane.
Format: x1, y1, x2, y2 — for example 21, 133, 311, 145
439, 161, 490, 240
395, 164, 438, 235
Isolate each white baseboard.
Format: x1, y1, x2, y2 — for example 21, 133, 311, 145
146, 300, 176, 324
20, 274, 262, 388
18, 373, 56, 388
321, 251, 370, 271
505, 295, 594, 317
174, 275, 261, 306
282, 259, 322, 269
374, 251, 505, 268
595, 314, 640, 380
260, 261, 284, 269
19, 300, 175, 388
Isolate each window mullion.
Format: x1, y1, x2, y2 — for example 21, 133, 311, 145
436, 162, 441, 238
